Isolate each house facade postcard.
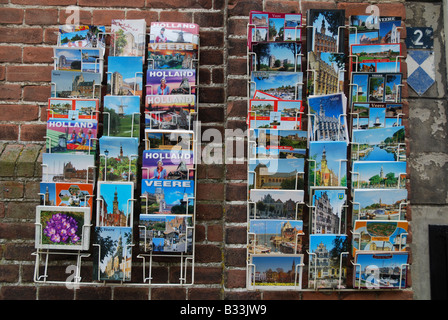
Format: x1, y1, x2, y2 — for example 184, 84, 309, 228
106, 56, 144, 96
249, 128, 307, 159
51, 70, 101, 99
96, 181, 134, 227
311, 188, 347, 234
249, 189, 304, 220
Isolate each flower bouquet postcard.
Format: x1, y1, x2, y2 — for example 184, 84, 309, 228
306, 9, 345, 54
250, 71, 303, 100
307, 93, 349, 142
349, 15, 402, 46
350, 43, 402, 74
51, 70, 101, 99
106, 56, 144, 96
46, 119, 97, 154
58, 25, 106, 50
54, 48, 103, 75
103, 95, 140, 138
308, 141, 348, 188
248, 11, 302, 48
148, 42, 198, 69
248, 254, 304, 289
310, 189, 347, 234
350, 72, 402, 104
248, 158, 305, 191
352, 188, 408, 221
248, 219, 304, 254
353, 251, 409, 289
351, 126, 406, 162
249, 189, 304, 220
144, 129, 194, 152
98, 136, 139, 183
307, 52, 346, 96
42, 153, 95, 184
40, 182, 94, 210
141, 179, 195, 215
249, 129, 307, 159
351, 102, 403, 130
248, 99, 304, 131
110, 19, 146, 57
250, 42, 302, 72
145, 94, 196, 130
352, 161, 407, 190
146, 69, 196, 96
96, 181, 134, 227
149, 22, 199, 45
352, 220, 409, 255
47, 98, 99, 121
139, 214, 194, 253
35, 205, 91, 250
93, 226, 133, 282
142, 149, 194, 180
308, 234, 349, 289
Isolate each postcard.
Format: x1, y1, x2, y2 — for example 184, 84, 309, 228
307, 52, 345, 96
352, 188, 408, 221
351, 102, 403, 129
93, 226, 132, 281
250, 71, 303, 100
139, 214, 194, 253
249, 129, 307, 159
248, 99, 304, 131
308, 141, 348, 188
249, 11, 302, 47
248, 158, 305, 191
103, 95, 140, 138
306, 9, 345, 54
307, 93, 349, 142
35, 205, 90, 251
146, 69, 196, 96
351, 126, 406, 161
349, 15, 402, 46
106, 56, 144, 96
98, 136, 139, 183
350, 43, 401, 73
352, 220, 409, 255
149, 22, 199, 45
350, 72, 402, 104
96, 181, 134, 227
249, 254, 304, 289
51, 70, 101, 99
249, 219, 304, 254
39, 182, 94, 210
58, 25, 106, 50
110, 19, 146, 57
54, 47, 103, 76
310, 189, 347, 234
353, 252, 409, 289
42, 153, 95, 184
148, 42, 198, 69
141, 179, 195, 215
352, 161, 407, 189
249, 189, 304, 220
145, 94, 196, 130
47, 98, 99, 121
251, 42, 302, 72
46, 119, 97, 154
144, 129, 194, 151
142, 149, 194, 180
309, 234, 349, 289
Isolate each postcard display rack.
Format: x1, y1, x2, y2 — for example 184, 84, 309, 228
246, 9, 410, 291
33, 21, 200, 287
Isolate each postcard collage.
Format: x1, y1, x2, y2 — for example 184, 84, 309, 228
247, 10, 409, 290
36, 21, 199, 283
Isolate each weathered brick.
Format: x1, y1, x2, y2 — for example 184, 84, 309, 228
0, 181, 24, 199
0, 27, 43, 44
0, 144, 23, 177
0, 104, 39, 121
23, 47, 53, 64
0, 8, 24, 24
0, 46, 22, 63
6, 65, 53, 82
25, 9, 59, 25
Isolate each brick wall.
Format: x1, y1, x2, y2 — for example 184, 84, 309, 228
0, 0, 419, 300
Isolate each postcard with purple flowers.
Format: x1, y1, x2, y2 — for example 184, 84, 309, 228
35, 205, 91, 250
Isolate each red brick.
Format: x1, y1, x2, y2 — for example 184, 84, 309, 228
125, 10, 158, 26
263, 291, 301, 300
0, 66, 5, 81
0, 46, 22, 63
193, 267, 223, 284
159, 11, 193, 23
6, 65, 53, 82
225, 226, 246, 244
151, 287, 186, 300
0, 286, 36, 300
207, 224, 223, 242
196, 203, 223, 221
23, 46, 53, 64
265, 0, 301, 13
59, 9, 92, 26
11, 0, 76, 4
20, 123, 46, 141
38, 286, 75, 300
0, 27, 43, 44
197, 182, 225, 201
225, 247, 246, 267
194, 12, 224, 28
0, 104, 39, 121
0, 8, 24, 24
146, 0, 212, 9
0, 124, 19, 140
225, 269, 246, 288
23, 85, 51, 102
0, 265, 20, 282
224, 204, 246, 223
0, 84, 21, 101
0, 181, 24, 199
0, 223, 34, 240
195, 244, 222, 263
43, 27, 58, 45
113, 287, 149, 300
189, 288, 221, 300
79, 0, 145, 7
92, 10, 126, 25
25, 9, 59, 25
